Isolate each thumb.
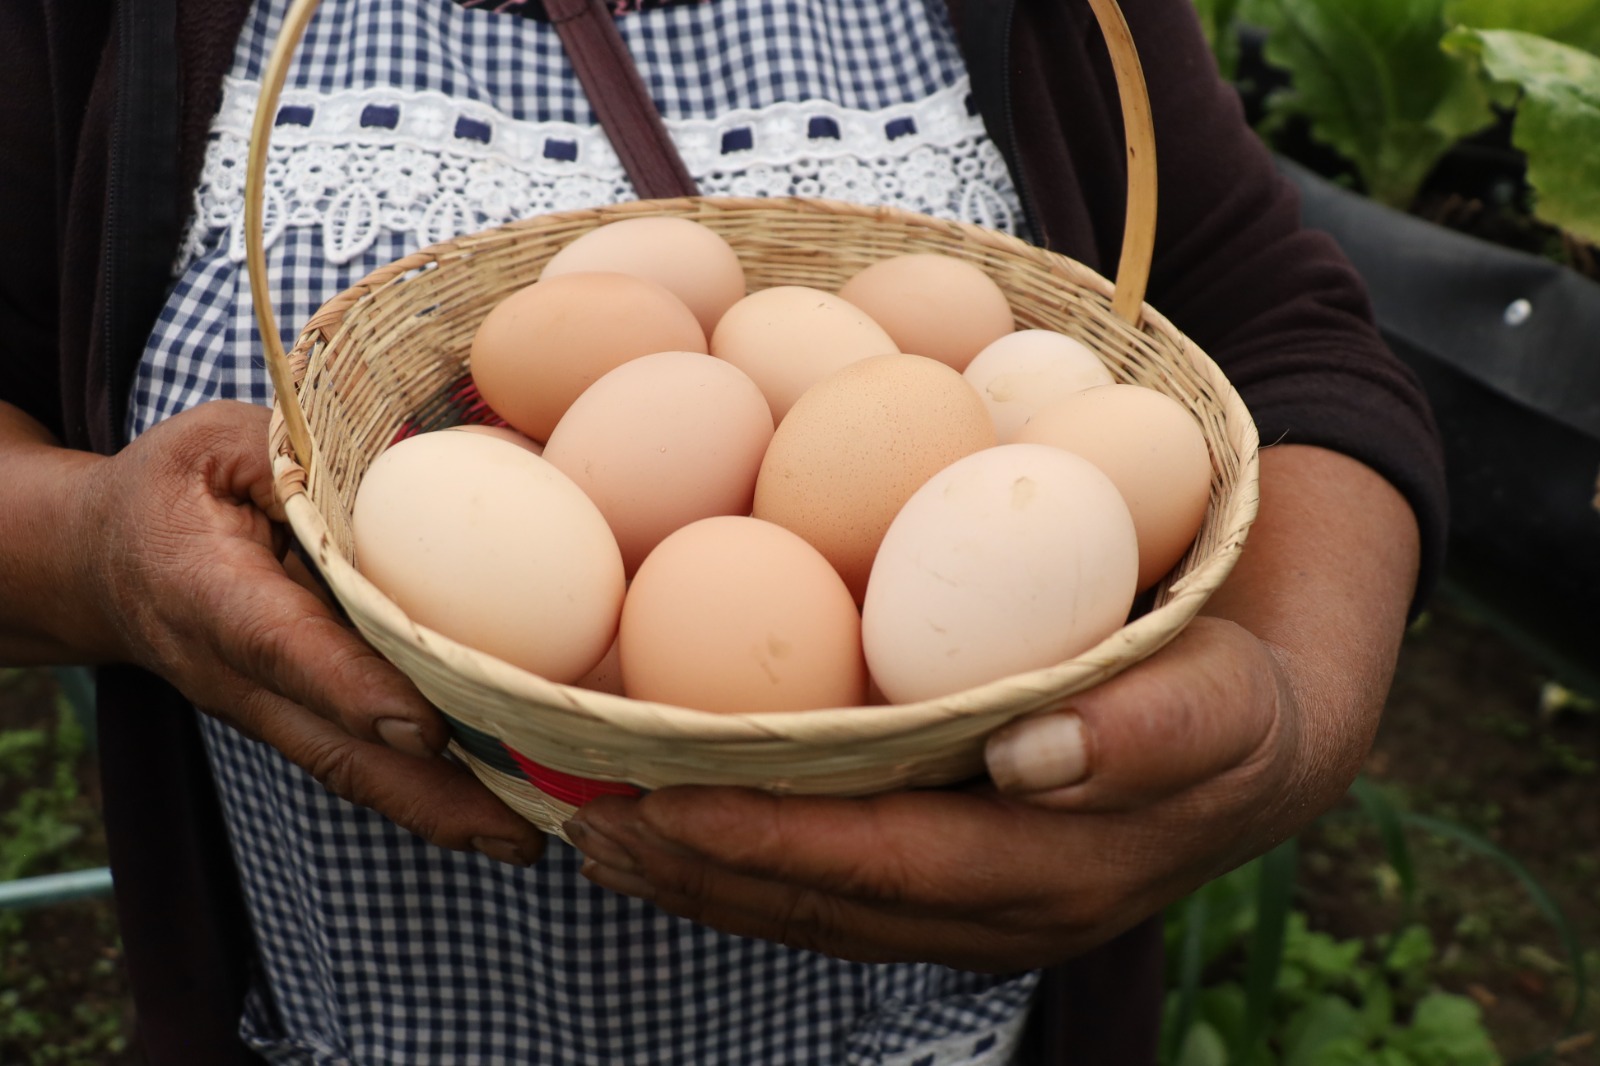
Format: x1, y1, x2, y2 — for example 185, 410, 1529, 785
983, 617, 1285, 810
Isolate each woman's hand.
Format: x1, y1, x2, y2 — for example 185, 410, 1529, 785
1, 399, 545, 865
564, 445, 1419, 971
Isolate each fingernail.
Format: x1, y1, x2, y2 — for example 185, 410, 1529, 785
565, 819, 641, 875
376, 717, 435, 759
472, 836, 535, 867
986, 712, 1088, 794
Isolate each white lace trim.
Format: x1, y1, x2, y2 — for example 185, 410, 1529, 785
182, 76, 1022, 269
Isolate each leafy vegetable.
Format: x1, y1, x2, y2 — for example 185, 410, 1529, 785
1238, 0, 1497, 208
1443, 28, 1600, 243
1444, 0, 1600, 54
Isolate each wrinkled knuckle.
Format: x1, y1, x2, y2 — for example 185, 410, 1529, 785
392, 798, 453, 849
227, 606, 295, 684
302, 735, 364, 801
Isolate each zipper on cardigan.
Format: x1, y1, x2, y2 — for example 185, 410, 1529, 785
100, 2, 130, 451
102, 0, 182, 453
960, 0, 1047, 246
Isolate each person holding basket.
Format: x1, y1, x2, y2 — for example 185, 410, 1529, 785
0, 0, 1443, 1062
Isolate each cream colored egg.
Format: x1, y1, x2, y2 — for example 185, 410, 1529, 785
837, 253, 1014, 372
862, 443, 1139, 704
542, 351, 775, 576
351, 430, 625, 683
1015, 383, 1212, 591
709, 286, 899, 423
619, 516, 867, 713
752, 352, 996, 603
469, 271, 707, 441
963, 329, 1114, 442
540, 216, 747, 337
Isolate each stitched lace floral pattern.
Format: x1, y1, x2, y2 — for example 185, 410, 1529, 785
181, 76, 1022, 269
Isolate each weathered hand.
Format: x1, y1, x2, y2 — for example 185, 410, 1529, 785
565, 445, 1419, 971
46, 400, 545, 864
565, 616, 1298, 972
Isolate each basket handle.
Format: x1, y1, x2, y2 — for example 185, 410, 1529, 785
245, 0, 1159, 466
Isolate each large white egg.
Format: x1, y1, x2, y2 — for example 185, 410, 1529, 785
861, 443, 1138, 704
352, 430, 625, 683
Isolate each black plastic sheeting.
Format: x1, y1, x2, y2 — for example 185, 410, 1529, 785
1283, 157, 1600, 691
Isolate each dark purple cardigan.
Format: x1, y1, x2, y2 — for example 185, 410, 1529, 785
0, 0, 1446, 1061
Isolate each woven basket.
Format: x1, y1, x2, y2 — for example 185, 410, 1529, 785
251, 0, 1261, 838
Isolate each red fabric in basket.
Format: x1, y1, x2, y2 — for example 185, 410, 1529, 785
505, 745, 644, 807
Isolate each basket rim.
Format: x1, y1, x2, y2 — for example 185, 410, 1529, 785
277, 483, 1255, 743
268, 194, 1261, 750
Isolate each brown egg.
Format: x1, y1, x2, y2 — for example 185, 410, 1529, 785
449, 423, 543, 455
837, 253, 1014, 372
619, 516, 867, 713
1015, 383, 1213, 591
752, 352, 997, 603
540, 216, 747, 337
709, 286, 899, 423
469, 271, 706, 441
542, 351, 775, 576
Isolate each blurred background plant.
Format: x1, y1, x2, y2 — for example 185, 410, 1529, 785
1193, 0, 1600, 254
0, 667, 136, 1066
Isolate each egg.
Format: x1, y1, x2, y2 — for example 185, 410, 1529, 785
619, 516, 867, 713
449, 423, 543, 455
1015, 383, 1213, 591
962, 329, 1115, 442
351, 430, 625, 682
540, 216, 747, 337
837, 253, 1014, 372
542, 351, 775, 575
752, 352, 996, 603
709, 286, 899, 423
861, 443, 1139, 704
469, 271, 707, 441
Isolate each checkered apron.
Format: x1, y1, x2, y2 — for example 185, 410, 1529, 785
132, 0, 1035, 1061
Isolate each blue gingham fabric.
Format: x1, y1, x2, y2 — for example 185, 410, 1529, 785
131, 0, 1036, 1061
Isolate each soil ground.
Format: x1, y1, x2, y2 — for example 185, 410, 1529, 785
0, 587, 1595, 1065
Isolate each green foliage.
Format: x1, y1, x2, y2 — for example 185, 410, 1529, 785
1211, 0, 1600, 241
1193, 0, 1248, 79
0, 676, 130, 1066
0, 701, 89, 885
1236, 0, 1497, 208
1162, 766, 1593, 1065
1443, 0, 1600, 53
1163, 884, 1504, 1065
1442, 28, 1600, 243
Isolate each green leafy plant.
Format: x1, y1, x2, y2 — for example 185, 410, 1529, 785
1205, 0, 1600, 242
0, 670, 132, 1066
1441, 28, 1600, 243
1236, 0, 1498, 209
1162, 860, 1501, 1065
1161, 776, 1591, 1066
